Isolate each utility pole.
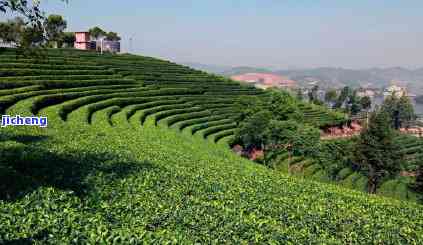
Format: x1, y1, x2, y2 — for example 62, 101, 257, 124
129, 36, 134, 54
100, 38, 103, 55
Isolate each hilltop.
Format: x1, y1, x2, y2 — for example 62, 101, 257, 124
0, 48, 422, 243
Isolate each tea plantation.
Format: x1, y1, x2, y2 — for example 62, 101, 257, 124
272, 137, 422, 202
0, 48, 422, 243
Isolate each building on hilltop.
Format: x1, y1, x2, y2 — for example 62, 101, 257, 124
356, 88, 377, 98
74, 31, 120, 53
94, 40, 120, 53
74, 32, 94, 50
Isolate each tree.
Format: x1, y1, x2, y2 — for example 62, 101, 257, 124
269, 120, 320, 156
234, 95, 264, 125
334, 86, 351, 109
381, 94, 415, 129
105, 31, 121, 41
324, 89, 338, 108
1, 1, 67, 29
266, 120, 298, 147
1, 1, 68, 55
0, 17, 44, 54
236, 110, 272, 151
264, 90, 303, 122
0, 21, 10, 41
265, 120, 320, 169
397, 96, 416, 128
89, 26, 107, 40
265, 120, 297, 169
19, 24, 45, 48
61, 31, 75, 47
0, 17, 25, 43
44, 14, 67, 47
360, 96, 372, 112
308, 85, 320, 104
347, 90, 362, 115
381, 95, 398, 128
235, 110, 272, 164
1, 0, 44, 28
88, 28, 121, 42
354, 109, 403, 193
234, 89, 323, 168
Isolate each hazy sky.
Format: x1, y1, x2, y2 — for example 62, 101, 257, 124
3, 0, 423, 69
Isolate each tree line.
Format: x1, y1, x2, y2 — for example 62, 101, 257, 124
302, 85, 372, 115
303, 85, 416, 126
0, 15, 73, 48
0, 17, 122, 47
0, 1, 121, 54
234, 89, 422, 197
88, 26, 121, 41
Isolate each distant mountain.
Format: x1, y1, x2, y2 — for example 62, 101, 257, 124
182, 64, 277, 78
275, 67, 423, 89
182, 62, 231, 74
221, 66, 275, 76
183, 62, 423, 94
273, 68, 383, 89
365, 67, 423, 81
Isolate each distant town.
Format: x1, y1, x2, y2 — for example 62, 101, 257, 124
229, 71, 423, 116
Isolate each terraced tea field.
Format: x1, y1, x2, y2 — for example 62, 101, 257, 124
396, 134, 423, 171
0, 49, 265, 144
271, 136, 423, 202
0, 48, 422, 243
298, 103, 347, 127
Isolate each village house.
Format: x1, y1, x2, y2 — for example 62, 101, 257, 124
74, 32, 93, 50
356, 88, 377, 98
74, 31, 120, 53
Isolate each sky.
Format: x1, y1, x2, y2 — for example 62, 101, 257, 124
3, 0, 423, 69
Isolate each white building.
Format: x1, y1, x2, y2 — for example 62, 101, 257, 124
357, 89, 376, 98
383, 85, 407, 99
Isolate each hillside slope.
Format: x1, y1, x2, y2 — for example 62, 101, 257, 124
0, 49, 422, 243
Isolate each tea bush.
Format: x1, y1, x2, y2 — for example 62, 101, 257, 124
1, 48, 420, 243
